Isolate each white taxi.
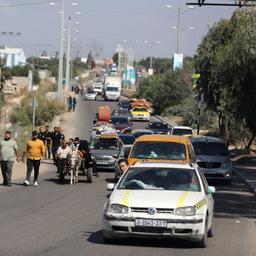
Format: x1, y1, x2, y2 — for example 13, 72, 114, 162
102, 162, 215, 248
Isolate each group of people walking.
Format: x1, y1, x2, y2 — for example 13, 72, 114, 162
67, 95, 77, 112
0, 125, 65, 187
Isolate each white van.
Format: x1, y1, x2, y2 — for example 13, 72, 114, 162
104, 76, 121, 101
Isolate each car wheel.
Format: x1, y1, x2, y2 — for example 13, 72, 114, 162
208, 223, 214, 237
225, 178, 232, 185
87, 167, 93, 183
197, 218, 208, 248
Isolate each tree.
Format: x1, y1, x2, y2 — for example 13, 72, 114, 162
195, 9, 256, 146
112, 52, 118, 65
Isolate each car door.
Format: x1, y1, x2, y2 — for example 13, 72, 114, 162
198, 168, 214, 222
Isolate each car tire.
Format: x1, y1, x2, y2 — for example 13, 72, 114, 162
87, 167, 93, 183
197, 218, 208, 248
225, 178, 232, 185
208, 223, 214, 237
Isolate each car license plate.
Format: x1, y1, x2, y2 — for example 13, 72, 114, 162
135, 219, 167, 228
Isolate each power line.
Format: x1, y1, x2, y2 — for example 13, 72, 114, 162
0, 0, 60, 8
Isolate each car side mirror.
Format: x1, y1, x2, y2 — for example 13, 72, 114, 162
207, 186, 216, 194
107, 183, 115, 191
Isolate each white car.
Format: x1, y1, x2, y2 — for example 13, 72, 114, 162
171, 126, 193, 136
85, 88, 97, 100
103, 162, 215, 248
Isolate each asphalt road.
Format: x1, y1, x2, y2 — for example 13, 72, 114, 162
0, 97, 255, 256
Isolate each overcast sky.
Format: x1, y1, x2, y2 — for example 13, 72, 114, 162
0, 0, 236, 59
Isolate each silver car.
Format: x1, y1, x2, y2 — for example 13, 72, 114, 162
190, 136, 233, 184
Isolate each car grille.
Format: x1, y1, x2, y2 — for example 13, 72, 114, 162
205, 173, 226, 178
131, 227, 171, 234
131, 207, 174, 214
197, 162, 221, 169
95, 156, 111, 161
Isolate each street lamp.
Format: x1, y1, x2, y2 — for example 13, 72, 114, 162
165, 2, 194, 53
170, 26, 195, 53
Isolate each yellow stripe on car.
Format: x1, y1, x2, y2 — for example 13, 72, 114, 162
121, 191, 131, 206
194, 197, 208, 209
176, 191, 188, 208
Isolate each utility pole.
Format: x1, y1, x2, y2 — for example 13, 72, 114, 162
57, 0, 65, 99
177, 0, 181, 53
65, 16, 71, 93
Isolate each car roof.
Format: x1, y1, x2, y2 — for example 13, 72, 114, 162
134, 134, 190, 143
132, 161, 194, 170
173, 126, 192, 130
189, 135, 225, 144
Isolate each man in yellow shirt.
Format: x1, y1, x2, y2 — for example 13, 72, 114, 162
23, 131, 45, 187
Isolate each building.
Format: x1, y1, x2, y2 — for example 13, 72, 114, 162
0, 46, 26, 68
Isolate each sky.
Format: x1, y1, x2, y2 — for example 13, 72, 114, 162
0, 0, 237, 60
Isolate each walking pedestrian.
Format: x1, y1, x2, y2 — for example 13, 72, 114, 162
56, 140, 72, 183
51, 127, 65, 165
45, 125, 52, 160
0, 131, 19, 187
23, 131, 45, 187
38, 127, 46, 144
72, 97, 77, 112
68, 95, 72, 112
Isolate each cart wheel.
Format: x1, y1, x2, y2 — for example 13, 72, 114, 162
87, 167, 93, 183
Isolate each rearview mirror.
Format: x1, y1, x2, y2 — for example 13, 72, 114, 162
207, 186, 216, 194
107, 183, 115, 191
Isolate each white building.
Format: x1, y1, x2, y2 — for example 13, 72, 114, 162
0, 46, 26, 68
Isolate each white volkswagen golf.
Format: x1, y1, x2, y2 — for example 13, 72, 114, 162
102, 162, 215, 248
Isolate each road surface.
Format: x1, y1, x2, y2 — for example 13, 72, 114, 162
0, 97, 255, 256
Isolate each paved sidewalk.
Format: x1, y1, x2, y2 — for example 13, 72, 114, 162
232, 156, 256, 196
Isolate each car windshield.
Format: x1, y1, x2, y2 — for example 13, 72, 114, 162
106, 87, 118, 92
118, 167, 200, 191
172, 128, 192, 136
119, 101, 130, 108
130, 141, 187, 160
111, 117, 129, 125
192, 142, 228, 156
133, 107, 147, 112
119, 135, 135, 145
91, 139, 118, 150
87, 88, 94, 93
148, 122, 168, 129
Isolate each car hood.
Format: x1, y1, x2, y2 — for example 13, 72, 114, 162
110, 190, 203, 209
196, 155, 229, 163
91, 149, 118, 158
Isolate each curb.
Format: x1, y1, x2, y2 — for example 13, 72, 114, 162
233, 167, 256, 197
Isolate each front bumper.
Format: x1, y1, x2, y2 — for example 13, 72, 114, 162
132, 115, 150, 121
200, 167, 233, 180
103, 214, 205, 240
95, 160, 116, 170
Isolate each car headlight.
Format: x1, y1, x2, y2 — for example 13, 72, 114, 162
222, 160, 232, 169
108, 204, 129, 214
174, 206, 196, 216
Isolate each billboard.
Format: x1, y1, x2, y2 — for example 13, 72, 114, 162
173, 53, 183, 70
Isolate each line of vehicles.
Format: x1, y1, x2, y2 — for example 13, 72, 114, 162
87, 98, 233, 248
85, 76, 122, 102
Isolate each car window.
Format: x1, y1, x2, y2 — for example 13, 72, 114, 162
130, 141, 187, 161
91, 139, 118, 150
118, 167, 201, 191
172, 128, 193, 136
192, 142, 228, 156
133, 108, 147, 112
188, 143, 196, 162
148, 123, 168, 129
197, 168, 208, 192
119, 136, 135, 145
